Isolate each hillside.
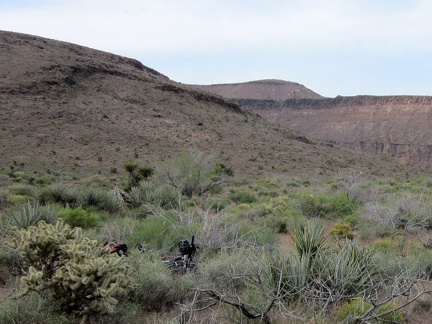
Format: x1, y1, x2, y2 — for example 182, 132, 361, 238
194, 79, 324, 100
200, 80, 432, 168
0, 31, 417, 179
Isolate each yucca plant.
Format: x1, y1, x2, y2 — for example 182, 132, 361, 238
312, 240, 381, 306
2, 202, 58, 230
79, 187, 121, 213
269, 251, 311, 302
123, 161, 154, 190
38, 184, 78, 207
124, 182, 180, 209
290, 221, 327, 259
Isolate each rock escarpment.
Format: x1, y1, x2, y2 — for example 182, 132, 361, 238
236, 95, 432, 167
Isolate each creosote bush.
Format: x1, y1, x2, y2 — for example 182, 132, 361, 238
299, 192, 358, 219
58, 207, 102, 229
8, 220, 131, 321
335, 297, 405, 323
162, 149, 233, 197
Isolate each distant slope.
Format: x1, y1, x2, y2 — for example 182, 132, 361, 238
194, 79, 324, 100
0, 31, 416, 179
233, 96, 432, 167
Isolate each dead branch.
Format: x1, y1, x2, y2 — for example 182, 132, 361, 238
197, 288, 275, 324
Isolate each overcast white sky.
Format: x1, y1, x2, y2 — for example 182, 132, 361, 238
2, 0, 432, 97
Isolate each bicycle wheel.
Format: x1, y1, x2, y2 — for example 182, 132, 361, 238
163, 257, 185, 269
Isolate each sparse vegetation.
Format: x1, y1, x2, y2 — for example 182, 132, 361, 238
2, 159, 432, 323
1, 31, 432, 323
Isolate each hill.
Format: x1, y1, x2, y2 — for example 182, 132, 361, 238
0, 31, 418, 179
199, 80, 432, 168
194, 79, 324, 100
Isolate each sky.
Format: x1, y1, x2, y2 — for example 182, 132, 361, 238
1, 0, 432, 97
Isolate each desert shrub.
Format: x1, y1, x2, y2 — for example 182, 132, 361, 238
199, 250, 252, 291
9, 184, 36, 197
8, 220, 131, 321
359, 192, 432, 236
97, 217, 143, 246
371, 238, 398, 255
38, 184, 79, 207
259, 209, 308, 234
79, 187, 121, 213
0, 292, 71, 324
7, 194, 33, 205
33, 174, 56, 186
125, 181, 181, 209
58, 207, 102, 229
2, 201, 58, 231
226, 203, 260, 221
199, 212, 276, 253
257, 188, 279, 197
129, 216, 197, 254
161, 149, 233, 198
124, 206, 152, 219
128, 254, 194, 312
228, 189, 258, 204
267, 195, 289, 209
336, 297, 405, 323
299, 192, 358, 219
330, 223, 355, 240
269, 250, 311, 302
268, 223, 381, 308
0, 244, 25, 282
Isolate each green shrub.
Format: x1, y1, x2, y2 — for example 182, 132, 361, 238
161, 150, 233, 198
7, 194, 33, 205
8, 220, 131, 321
124, 206, 152, 219
9, 184, 35, 197
58, 207, 102, 229
299, 193, 358, 219
330, 223, 355, 240
128, 254, 194, 312
199, 250, 254, 291
128, 216, 196, 253
228, 189, 258, 204
34, 174, 55, 186
259, 210, 308, 234
336, 297, 405, 323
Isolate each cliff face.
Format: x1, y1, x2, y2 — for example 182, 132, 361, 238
235, 96, 432, 167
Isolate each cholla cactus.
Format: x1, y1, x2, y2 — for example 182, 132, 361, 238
8, 220, 130, 320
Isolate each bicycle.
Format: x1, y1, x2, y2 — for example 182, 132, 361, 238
163, 235, 198, 273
